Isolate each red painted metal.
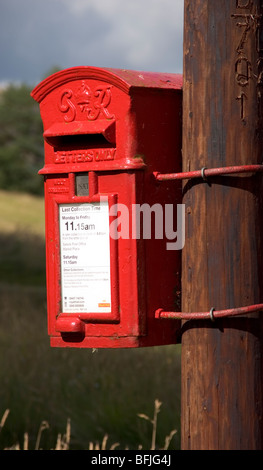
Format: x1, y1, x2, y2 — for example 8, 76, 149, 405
154, 164, 263, 181
31, 66, 183, 348
156, 303, 263, 320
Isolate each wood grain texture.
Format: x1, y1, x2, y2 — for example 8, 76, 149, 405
181, 0, 263, 449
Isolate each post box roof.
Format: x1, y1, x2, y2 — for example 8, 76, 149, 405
31, 66, 183, 103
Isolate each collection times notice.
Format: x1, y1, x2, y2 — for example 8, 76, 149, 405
59, 201, 111, 314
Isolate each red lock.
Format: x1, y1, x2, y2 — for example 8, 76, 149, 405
31, 66, 183, 348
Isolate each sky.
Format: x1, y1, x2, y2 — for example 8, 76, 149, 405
0, 0, 184, 87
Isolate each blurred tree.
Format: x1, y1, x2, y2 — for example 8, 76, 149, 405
41, 65, 61, 79
0, 84, 44, 194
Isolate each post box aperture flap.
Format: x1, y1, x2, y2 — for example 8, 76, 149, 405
31, 66, 183, 348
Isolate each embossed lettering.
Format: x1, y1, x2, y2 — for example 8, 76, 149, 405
58, 89, 76, 122
75, 81, 92, 112
48, 178, 69, 194
88, 87, 115, 120
54, 148, 116, 164
58, 83, 115, 122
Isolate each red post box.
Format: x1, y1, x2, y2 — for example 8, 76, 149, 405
31, 66, 183, 348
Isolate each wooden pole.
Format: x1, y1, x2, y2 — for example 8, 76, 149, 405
181, 0, 263, 450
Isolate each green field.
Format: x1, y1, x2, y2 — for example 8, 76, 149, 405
0, 190, 181, 450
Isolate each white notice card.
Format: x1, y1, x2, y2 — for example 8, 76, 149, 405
59, 201, 111, 314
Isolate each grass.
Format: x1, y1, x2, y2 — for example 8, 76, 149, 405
0, 190, 181, 450
1, 400, 178, 450
0, 189, 46, 285
0, 189, 45, 235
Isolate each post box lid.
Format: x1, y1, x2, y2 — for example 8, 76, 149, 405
31, 66, 183, 103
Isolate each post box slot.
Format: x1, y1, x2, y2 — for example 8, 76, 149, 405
44, 120, 116, 149
45, 133, 115, 150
